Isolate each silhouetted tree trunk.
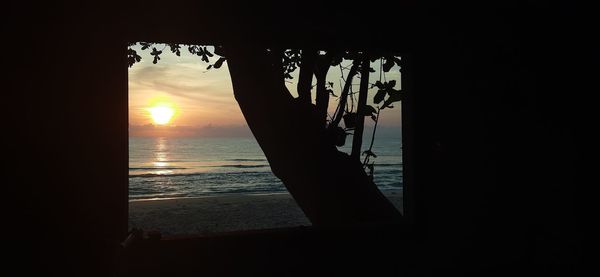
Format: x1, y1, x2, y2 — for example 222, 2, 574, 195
351, 57, 370, 160
225, 45, 401, 227
297, 49, 316, 105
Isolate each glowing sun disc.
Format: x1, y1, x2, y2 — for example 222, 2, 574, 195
149, 106, 174, 125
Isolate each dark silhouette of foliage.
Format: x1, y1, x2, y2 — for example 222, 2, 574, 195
128, 41, 401, 166
373, 80, 403, 109
127, 42, 403, 225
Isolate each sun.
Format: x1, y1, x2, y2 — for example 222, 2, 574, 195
148, 105, 175, 125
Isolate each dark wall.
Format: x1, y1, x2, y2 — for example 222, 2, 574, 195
7, 3, 129, 275
6, 1, 585, 275
410, 4, 586, 275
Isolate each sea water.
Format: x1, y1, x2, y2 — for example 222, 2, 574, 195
129, 136, 402, 200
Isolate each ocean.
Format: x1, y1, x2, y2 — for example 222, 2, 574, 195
129, 136, 402, 201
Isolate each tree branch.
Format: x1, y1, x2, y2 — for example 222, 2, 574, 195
363, 106, 381, 166
315, 53, 332, 128
330, 60, 360, 128
297, 49, 317, 104
351, 57, 370, 160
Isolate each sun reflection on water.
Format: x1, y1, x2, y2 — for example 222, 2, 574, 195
154, 137, 169, 166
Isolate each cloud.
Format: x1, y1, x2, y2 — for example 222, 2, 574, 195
128, 44, 403, 134
129, 60, 234, 104
147, 80, 231, 104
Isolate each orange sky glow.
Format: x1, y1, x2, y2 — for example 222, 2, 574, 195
128, 44, 402, 137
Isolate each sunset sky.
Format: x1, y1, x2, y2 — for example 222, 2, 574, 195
128, 44, 402, 137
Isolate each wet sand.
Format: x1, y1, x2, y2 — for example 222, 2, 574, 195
129, 190, 403, 237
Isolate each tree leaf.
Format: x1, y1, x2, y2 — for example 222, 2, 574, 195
330, 126, 347, 147
150, 47, 163, 64
374, 89, 386, 104
213, 57, 226, 69
386, 80, 396, 89
188, 45, 196, 54
362, 105, 377, 116
168, 44, 181, 56
150, 47, 162, 56
330, 55, 343, 66
203, 47, 214, 57
343, 113, 357, 129
394, 56, 402, 66
140, 42, 152, 50
127, 48, 141, 67
381, 90, 403, 109
383, 57, 394, 72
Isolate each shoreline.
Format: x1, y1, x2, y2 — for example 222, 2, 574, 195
129, 190, 403, 236
129, 188, 403, 202
128, 191, 293, 203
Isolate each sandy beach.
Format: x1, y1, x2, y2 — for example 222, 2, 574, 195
129, 190, 403, 237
